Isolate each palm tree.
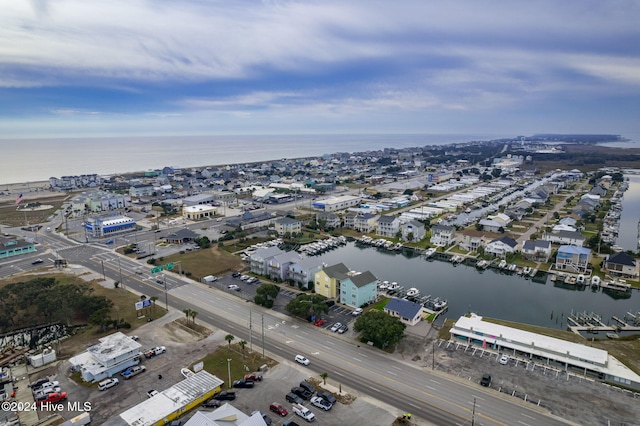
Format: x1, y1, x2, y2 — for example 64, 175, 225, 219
150, 296, 158, 312
225, 334, 235, 350
238, 340, 247, 353
190, 310, 198, 325
183, 309, 191, 325
320, 372, 328, 385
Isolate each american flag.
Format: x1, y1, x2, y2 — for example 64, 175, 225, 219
15, 193, 23, 205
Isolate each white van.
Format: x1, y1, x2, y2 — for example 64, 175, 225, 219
98, 378, 119, 391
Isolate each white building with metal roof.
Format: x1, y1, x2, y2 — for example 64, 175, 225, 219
69, 332, 141, 382
451, 315, 640, 390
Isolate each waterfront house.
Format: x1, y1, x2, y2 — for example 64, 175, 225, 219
314, 263, 350, 299
554, 245, 592, 274
457, 229, 487, 252
384, 298, 422, 326
250, 246, 284, 276
315, 211, 341, 229
343, 211, 358, 229
354, 213, 378, 233
338, 270, 378, 308
376, 215, 401, 238
603, 252, 638, 278
542, 230, 586, 247
267, 251, 303, 281
485, 236, 518, 258
401, 220, 426, 242
288, 257, 324, 289
521, 240, 552, 262
430, 225, 456, 247
274, 216, 302, 236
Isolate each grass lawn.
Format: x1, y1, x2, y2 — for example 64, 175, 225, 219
161, 246, 245, 281
193, 343, 278, 388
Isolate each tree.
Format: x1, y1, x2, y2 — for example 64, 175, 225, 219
285, 294, 329, 320
150, 296, 158, 312
254, 284, 281, 308
353, 310, 405, 349
225, 334, 235, 349
239, 340, 247, 353
320, 372, 328, 385
190, 310, 198, 325
184, 308, 191, 325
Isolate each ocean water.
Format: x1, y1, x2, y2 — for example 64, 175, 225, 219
0, 133, 504, 185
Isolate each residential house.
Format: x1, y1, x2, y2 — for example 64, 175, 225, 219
542, 230, 585, 247
129, 184, 155, 198
603, 252, 637, 278
338, 270, 378, 308
479, 212, 511, 233
430, 225, 456, 247
401, 220, 426, 242
554, 245, 592, 274
250, 246, 285, 276
521, 240, 552, 262
354, 213, 378, 233
457, 229, 487, 252
316, 211, 341, 229
314, 263, 350, 299
288, 257, 324, 289
377, 215, 401, 238
226, 210, 275, 231
485, 236, 518, 258
343, 211, 358, 229
384, 298, 422, 326
274, 216, 302, 236
267, 251, 303, 281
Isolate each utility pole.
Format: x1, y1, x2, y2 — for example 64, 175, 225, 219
117, 256, 124, 290
432, 340, 435, 370
101, 260, 106, 281
261, 314, 265, 358
163, 274, 168, 311
249, 310, 253, 352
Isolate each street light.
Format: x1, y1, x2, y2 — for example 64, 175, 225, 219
227, 358, 232, 389
162, 274, 168, 311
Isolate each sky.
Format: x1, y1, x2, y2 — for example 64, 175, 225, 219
1, 0, 639, 139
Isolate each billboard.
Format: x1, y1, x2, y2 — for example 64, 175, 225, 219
135, 299, 152, 310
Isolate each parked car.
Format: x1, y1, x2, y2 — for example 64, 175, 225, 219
294, 355, 310, 366
285, 392, 304, 405
30, 378, 50, 389
31, 258, 43, 265
352, 307, 363, 316
203, 399, 223, 408
313, 319, 326, 327
121, 365, 146, 379
324, 300, 335, 307
36, 392, 67, 405
480, 374, 492, 387
290, 386, 312, 400
337, 324, 348, 334
244, 373, 263, 382
227, 284, 240, 291
330, 322, 342, 332
499, 354, 510, 365
98, 378, 119, 391
310, 395, 332, 411
232, 272, 241, 278
34, 387, 62, 398
269, 402, 288, 416
292, 403, 316, 422
299, 381, 315, 395
283, 421, 301, 426
316, 390, 337, 405
212, 391, 236, 400
233, 379, 255, 388
147, 389, 159, 398
252, 411, 273, 425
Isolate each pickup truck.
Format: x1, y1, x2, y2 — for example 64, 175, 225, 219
310, 396, 332, 411
292, 404, 315, 422
144, 346, 166, 358
121, 365, 146, 379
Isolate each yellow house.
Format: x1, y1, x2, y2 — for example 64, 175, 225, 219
314, 263, 350, 299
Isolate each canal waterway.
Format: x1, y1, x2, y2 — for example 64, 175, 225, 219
318, 243, 638, 331
615, 173, 640, 252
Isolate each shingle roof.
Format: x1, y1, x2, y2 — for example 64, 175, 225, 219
349, 271, 377, 288
385, 298, 422, 319
607, 251, 636, 267
322, 263, 350, 279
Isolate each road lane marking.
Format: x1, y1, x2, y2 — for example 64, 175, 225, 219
521, 413, 536, 420
386, 371, 397, 376
353, 358, 362, 362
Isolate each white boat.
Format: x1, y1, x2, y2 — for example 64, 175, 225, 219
590, 276, 601, 287
406, 287, 420, 297
498, 260, 507, 269
433, 298, 448, 310
379, 280, 390, 290
181, 368, 195, 379
388, 282, 400, 291
425, 248, 437, 258
522, 266, 532, 275
576, 274, 586, 285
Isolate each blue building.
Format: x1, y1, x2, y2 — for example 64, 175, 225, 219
339, 270, 378, 308
85, 215, 136, 238
0, 236, 36, 259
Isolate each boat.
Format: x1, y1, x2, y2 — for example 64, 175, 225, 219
425, 248, 437, 258
388, 282, 400, 291
406, 287, 420, 297
465, 208, 472, 214
379, 280, 390, 290
498, 260, 507, 269
606, 333, 620, 339
181, 368, 195, 379
564, 275, 577, 285
590, 276, 601, 287
576, 274, 586, 285
522, 266, 532, 276
433, 298, 448, 310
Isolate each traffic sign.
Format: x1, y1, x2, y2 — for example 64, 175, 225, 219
166, 262, 174, 271
150, 266, 163, 274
